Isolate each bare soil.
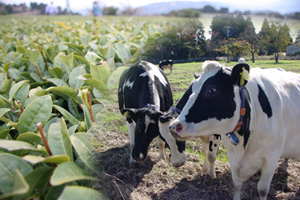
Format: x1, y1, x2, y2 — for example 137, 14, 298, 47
91, 104, 300, 200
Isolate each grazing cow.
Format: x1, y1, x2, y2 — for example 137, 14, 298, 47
118, 61, 173, 163
159, 74, 221, 177
159, 60, 173, 74
169, 61, 300, 200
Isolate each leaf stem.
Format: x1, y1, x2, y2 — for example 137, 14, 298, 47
35, 65, 44, 82
88, 91, 95, 122
37, 122, 52, 156
37, 45, 48, 68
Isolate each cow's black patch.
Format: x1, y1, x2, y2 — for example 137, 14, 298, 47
185, 69, 236, 123
209, 141, 213, 152
257, 84, 273, 118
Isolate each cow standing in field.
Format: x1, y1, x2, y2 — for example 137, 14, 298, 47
159, 60, 173, 75
159, 74, 221, 176
118, 61, 174, 164
169, 61, 300, 200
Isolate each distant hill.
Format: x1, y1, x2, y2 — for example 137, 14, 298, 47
137, 0, 300, 16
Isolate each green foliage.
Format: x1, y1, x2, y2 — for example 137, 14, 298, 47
0, 16, 152, 199
167, 9, 201, 18
144, 19, 207, 60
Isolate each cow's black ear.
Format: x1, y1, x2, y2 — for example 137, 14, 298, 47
122, 108, 138, 121
148, 110, 163, 122
231, 63, 250, 86
194, 73, 201, 79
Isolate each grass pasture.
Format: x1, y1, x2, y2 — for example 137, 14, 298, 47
92, 60, 300, 200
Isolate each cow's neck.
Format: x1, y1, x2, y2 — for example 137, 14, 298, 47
237, 87, 251, 148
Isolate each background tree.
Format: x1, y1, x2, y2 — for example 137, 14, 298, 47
269, 22, 293, 62
103, 6, 118, 15
258, 19, 272, 55
238, 17, 258, 62
210, 14, 249, 57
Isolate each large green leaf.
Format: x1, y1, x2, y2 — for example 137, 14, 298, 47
0, 46, 7, 63
90, 62, 110, 85
47, 86, 78, 101
47, 118, 73, 161
50, 162, 98, 186
23, 166, 54, 198
17, 132, 41, 145
47, 78, 68, 87
74, 55, 89, 68
27, 49, 40, 66
84, 51, 101, 66
58, 186, 105, 200
0, 140, 48, 156
18, 95, 52, 134
107, 66, 128, 90
53, 53, 71, 74
49, 67, 63, 79
84, 78, 108, 97
59, 52, 74, 71
0, 129, 10, 139
114, 43, 131, 64
81, 104, 92, 130
64, 43, 84, 56
0, 153, 32, 194
53, 105, 80, 125
70, 133, 98, 174
0, 169, 30, 200
23, 155, 70, 165
9, 80, 29, 101
0, 108, 10, 118
69, 66, 86, 90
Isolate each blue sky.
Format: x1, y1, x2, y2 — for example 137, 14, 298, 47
2, 0, 300, 14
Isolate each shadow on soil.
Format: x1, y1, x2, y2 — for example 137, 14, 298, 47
94, 144, 155, 199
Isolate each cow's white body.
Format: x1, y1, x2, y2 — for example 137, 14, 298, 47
170, 61, 300, 200
229, 68, 300, 199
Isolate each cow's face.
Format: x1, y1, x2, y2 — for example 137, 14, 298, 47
122, 108, 163, 161
169, 61, 250, 139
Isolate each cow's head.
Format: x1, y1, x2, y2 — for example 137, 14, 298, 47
122, 107, 163, 162
169, 61, 250, 139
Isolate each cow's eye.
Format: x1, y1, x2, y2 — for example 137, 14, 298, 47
208, 87, 217, 95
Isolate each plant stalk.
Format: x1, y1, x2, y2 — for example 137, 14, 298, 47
37, 122, 52, 156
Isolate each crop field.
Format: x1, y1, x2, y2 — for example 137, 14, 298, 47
0, 14, 299, 199
93, 60, 300, 200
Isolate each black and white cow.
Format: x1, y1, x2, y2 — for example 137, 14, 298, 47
159, 74, 221, 176
118, 61, 174, 163
169, 61, 300, 199
159, 59, 173, 74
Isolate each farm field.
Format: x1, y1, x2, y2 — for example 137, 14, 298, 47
92, 60, 300, 200
0, 14, 299, 199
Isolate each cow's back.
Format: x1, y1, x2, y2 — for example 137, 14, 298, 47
118, 61, 173, 112
247, 68, 300, 160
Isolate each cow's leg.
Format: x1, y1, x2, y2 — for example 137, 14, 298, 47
201, 136, 210, 172
207, 135, 221, 178
157, 137, 166, 160
126, 120, 136, 164
159, 121, 186, 167
257, 159, 278, 200
231, 168, 243, 200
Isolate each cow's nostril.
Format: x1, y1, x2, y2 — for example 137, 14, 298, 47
175, 123, 183, 133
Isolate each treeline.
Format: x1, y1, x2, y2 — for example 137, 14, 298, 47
143, 15, 298, 63
0, 2, 78, 15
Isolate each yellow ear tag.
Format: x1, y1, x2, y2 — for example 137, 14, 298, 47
239, 68, 250, 86
123, 111, 131, 118
243, 68, 250, 81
